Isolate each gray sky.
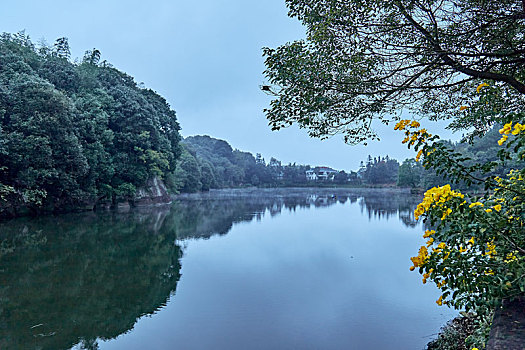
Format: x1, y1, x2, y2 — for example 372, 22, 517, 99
2, 0, 458, 171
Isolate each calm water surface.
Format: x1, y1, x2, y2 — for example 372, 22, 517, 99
0, 188, 456, 350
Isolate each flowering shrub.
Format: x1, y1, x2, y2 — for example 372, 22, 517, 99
395, 114, 525, 313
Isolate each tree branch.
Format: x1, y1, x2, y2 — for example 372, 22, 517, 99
394, 1, 525, 95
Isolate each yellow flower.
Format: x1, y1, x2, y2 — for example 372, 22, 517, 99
414, 185, 463, 220
469, 202, 483, 208
416, 149, 423, 162
505, 252, 518, 263
486, 241, 497, 257
410, 246, 429, 268
476, 82, 489, 93
499, 122, 513, 135
436, 295, 443, 306
494, 204, 502, 212
459, 106, 468, 111
468, 237, 475, 245
441, 208, 452, 220
423, 230, 435, 238
485, 208, 493, 213
512, 123, 525, 135
394, 119, 411, 130
498, 135, 508, 145
410, 120, 420, 128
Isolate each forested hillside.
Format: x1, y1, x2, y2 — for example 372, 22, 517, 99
397, 126, 523, 190
0, 33, 181, 216
177, 135, 312, 191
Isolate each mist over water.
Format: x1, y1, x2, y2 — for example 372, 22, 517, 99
0, 188, 456, 350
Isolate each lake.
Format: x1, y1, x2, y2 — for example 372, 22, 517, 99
0, 188, 456, 350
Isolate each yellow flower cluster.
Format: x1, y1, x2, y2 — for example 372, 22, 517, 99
498, 122, 525, 145
505, 251, 518, 263
485, 241, 497, 258
395, 119, 433, 162
394, 119, 420, 130
423, 229, 435, 238
508, 169, 523, 181
409, 245, 429, 270
469, 202, 483, 208
414, 185, 464, 220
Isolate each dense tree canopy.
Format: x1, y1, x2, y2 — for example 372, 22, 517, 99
263, 0, 525, 143
0, 32, 181, 215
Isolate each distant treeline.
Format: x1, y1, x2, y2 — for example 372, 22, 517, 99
173, 135, 403, 192
174, 135, 314, 192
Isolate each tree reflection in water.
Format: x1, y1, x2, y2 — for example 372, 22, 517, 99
0, 188, 420, 349
0, 210, 182, 350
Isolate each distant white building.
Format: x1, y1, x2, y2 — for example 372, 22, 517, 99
306, 169, 318, 181
306, 167, 337, 181
316, 166, 337, 180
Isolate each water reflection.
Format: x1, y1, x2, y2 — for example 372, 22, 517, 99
0, 188, 423, 350
0, 210, 182, 350
173, 188, 420, 240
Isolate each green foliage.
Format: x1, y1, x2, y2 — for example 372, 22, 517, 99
263, 0, 525, 143
397, 127, 522, 190
176, 147, 203, 193
0, 32, 181, 214
427, 313, 492, 350
399, 119, 525, 322
362, 155, 399, 185
398, 159, 422, 188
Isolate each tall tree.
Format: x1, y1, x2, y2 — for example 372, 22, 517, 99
53, 37, 71, 59
263, 0, 525, 143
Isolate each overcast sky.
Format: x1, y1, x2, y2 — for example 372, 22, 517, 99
1, 0, 459, 171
